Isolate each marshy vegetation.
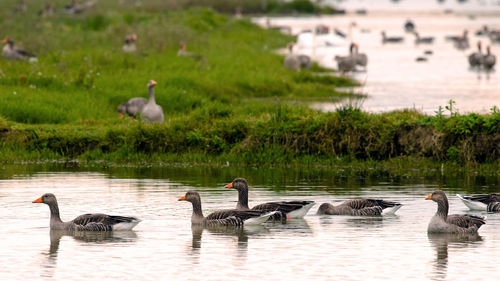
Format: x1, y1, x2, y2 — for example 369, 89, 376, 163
0, 0, 498, 170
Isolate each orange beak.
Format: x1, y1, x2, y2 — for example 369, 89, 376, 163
178, 195, 186, 201
425, 194, 432, 200
2, 38, 8, 44
151, 80, 157, 86
119, 113, 124, 119
224, 183, 233, 189
32, 197, 43, 203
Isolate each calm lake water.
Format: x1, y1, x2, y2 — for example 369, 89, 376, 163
255, 6, 500, 114
1, 163, 499, 280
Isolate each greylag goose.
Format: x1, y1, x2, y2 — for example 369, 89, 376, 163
426, 190, 485, 233
122, 34, 137, 53
297, 54, 312, 69
32, 193, 141, 231
482, 46, 496, 70
414, 32, 434, 44
446, 30, 468, 42
141, 80, 164, 124
178, 191, 275, 227
468, 42, 482, 68
65, 0, 83, 14
39, 3, 55, 17
117, 97, 147, 118
177, 42, 204, 61
2, 38, 37, 61
224, 178, 315, 220
317, 198, 402, 216
353, 43, 368, 67
457, 193, 500, 212
381, 31, 404, 44
283, 42, 301, 71
334, 43, 357, 74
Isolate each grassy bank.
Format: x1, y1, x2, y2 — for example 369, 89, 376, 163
0, 1, 498, 170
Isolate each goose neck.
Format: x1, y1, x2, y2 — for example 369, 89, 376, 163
190, 199, 204, 223
236, 188, 250, 210
48, 201, 63, 224
436, 199, 449, 220
148, 86, 156, 103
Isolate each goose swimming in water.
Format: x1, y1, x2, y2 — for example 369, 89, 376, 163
457, 193, 500, 212
178, 191, 276, 227
32, 193, 141, 231
224, 178, 315, 220
414, 32, 434, 44
482, 46, 496, 70
317, 198, 402, 216
468, 41, 482, 68
381, 31, 404, 44
141, 80, 164, 124
426, 190, 485, 234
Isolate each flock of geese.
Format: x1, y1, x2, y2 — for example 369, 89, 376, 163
282, 19, 498, 74
33, 178, 497, 235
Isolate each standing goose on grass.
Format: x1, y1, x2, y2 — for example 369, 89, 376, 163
178, 191, 276, 227
32, 193, 141, 231
283, 42, 301, 71
2, 38, 37, 61
334, 43, 357, 74
224, 178, 315, 220
483, 46, 496, 70
381, 31, 404, 44
426, 190, 485, 234
468, 41, 482, 68
117, 97, 147, 118
456, 193, 500, 212
122, 34, 137, 53
141, 80, 164, 124
414, 32, 435, 44
317, 198, 402, 216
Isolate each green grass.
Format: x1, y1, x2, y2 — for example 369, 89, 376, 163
0, 1, 498, 169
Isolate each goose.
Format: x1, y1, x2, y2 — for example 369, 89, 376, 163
475, 25, 489, 36
13, 0, 27, 13
456, 193, 500, 212
297, 54, 312, 69
141, 80, 164, 124
177, 42, 204, 61
32, 193, 141, 231
482, 46, 496, 70
39, 3, 55, 17
317, 198, 402, 216
353, 43, 368, 67
446, 30, 468, 43
178, 191, 275, 227
334, 43, 357, 74
65, 0, 83, 14
381, 31, 404, 44
468, 42, 482, 68
117, 97, 147, 118
223, 178, 315, 220
414, 32, 434, 44
283, 42, 301, 71
2, 38, 37, 61
416, 56, 428, 62
122, 34, 137, 53
425, 190, 485, 234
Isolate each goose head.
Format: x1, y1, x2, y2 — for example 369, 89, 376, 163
2, 37, 14, 45
178, 191, 201, 203
147, 80, 157, 89
33, 193, 58, 205
224, 178, 248, 192
425, 190, 448, 203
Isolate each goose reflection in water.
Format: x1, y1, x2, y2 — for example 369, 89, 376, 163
189, 224, 269, 260
427, 232, 483, 281
40, 230, 138, 278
